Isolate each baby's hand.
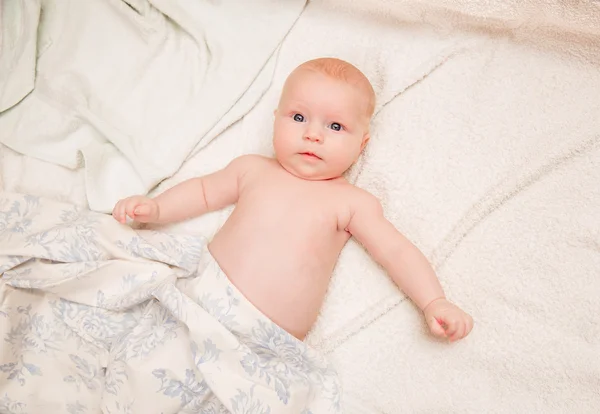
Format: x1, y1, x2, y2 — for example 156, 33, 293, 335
424, 298, 473, 342
112, 196, 160, 224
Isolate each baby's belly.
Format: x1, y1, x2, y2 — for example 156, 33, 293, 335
208, 229, 343, 339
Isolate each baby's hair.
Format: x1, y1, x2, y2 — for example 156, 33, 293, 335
297, 58, 376, 118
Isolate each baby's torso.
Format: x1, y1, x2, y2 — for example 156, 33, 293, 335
208, 159, 354, 339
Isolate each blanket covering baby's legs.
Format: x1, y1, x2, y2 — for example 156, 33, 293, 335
107, 246, 341, 413
0, 193, 341, 413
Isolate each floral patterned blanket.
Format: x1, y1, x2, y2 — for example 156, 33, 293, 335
0, 192, 341, 413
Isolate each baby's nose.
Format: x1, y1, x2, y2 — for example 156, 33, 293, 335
304, 128, 323, 143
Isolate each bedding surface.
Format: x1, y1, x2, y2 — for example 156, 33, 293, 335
1, 0, 600, 412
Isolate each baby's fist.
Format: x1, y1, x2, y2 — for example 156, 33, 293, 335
112, 196, 160, 224
424, 298, 473, 342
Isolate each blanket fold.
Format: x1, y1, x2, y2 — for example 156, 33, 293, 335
0, 0, 41, 112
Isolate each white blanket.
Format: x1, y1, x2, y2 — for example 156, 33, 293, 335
1, 0, 600, 413
0, 0, 305, 212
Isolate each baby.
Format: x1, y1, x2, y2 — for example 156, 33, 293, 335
113, 58, 473, 341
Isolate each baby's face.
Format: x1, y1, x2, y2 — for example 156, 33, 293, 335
273, 69, 371, 180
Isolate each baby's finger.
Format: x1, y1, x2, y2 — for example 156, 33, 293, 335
115, 201, 127, 223
125, 202, 139, 220
450, 322, 466, 342
427, 317, 447, 338
134, 204, 151, 216
444, 319, 459, 338
111, 202, 119, 220
465, 316, 474, 336
121, 203, 130, 223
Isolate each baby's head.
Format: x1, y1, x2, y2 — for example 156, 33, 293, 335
273, 58, 375, 180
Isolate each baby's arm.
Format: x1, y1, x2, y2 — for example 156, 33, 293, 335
347, 192, 473, 341
113, 155, 255, 224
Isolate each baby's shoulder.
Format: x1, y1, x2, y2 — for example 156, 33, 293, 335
336, 181, 378, 202
228, 154, 276, 178
231, 153, 273, 169
331, 183, 382, 230
337, 183, 382, 214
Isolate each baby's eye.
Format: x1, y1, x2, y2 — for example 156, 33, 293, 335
329, 122, 343, 131
293, 114, 305, 122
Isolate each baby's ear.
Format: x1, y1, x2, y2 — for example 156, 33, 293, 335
273, 109, 278, 116
360, 133, 370, 152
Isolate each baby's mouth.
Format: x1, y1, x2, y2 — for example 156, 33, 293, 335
300, 152, 322, 160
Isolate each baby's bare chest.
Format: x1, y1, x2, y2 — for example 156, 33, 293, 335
238, 178, 348, 232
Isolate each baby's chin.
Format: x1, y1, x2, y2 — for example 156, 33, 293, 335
276, 158, 347, 181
